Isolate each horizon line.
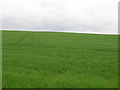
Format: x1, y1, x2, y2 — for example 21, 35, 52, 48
0, 29, 118, 35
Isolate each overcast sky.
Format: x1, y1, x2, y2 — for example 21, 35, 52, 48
2, 0, 119, 34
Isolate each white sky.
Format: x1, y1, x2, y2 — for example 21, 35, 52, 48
1, 0, 119, 34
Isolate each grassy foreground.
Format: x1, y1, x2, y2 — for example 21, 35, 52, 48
2, 31, 118, 88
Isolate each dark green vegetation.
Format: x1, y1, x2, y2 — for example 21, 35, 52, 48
2, 31, 118, 88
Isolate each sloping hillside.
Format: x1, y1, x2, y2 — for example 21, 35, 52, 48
2, 31, 118, 88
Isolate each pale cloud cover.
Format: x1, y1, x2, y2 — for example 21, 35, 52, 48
2, 0, 119, 34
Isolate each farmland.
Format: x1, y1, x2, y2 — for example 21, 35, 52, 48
2, 30, 118, 88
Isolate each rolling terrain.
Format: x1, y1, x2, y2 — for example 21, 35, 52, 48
2, 30, 118, 88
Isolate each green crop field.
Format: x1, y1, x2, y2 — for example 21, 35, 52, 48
2, 30, 118, 88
